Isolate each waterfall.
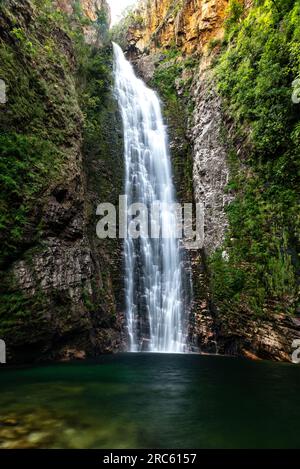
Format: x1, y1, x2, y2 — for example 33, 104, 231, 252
113, 43, 188, 353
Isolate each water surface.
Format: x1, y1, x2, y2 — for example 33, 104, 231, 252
0, 354, 299, 448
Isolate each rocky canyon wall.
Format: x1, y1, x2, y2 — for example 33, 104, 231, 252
0, 0, 124, 363
126, 0, 228, 55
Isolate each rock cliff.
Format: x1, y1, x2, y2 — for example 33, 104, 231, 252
0, 0, 124, 363
126, 0, 228, 55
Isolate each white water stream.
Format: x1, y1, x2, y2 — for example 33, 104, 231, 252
113, 43, 188, 353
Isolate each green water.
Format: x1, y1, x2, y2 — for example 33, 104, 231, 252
0, 354, 299, 449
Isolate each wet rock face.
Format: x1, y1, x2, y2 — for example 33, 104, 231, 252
132, 54, 159, 83
188, 71, 300, 362
216, 314, 300, 363
14, 242, 92, 298
8, 172, 124, 363
190, 72, 233, 255
8, 161, 123, 362
190, 297, 300, 362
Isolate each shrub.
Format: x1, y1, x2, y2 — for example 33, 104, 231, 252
211, 0, 300, 316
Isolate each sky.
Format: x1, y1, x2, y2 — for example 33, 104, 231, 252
108, 0, 136, 26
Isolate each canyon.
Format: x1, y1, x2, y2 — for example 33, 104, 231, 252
0, 0, 299, 363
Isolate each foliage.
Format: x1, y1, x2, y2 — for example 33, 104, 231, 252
0, 134, 62, 263
224, 0, 244, 35
0, 0, 114, 265
210, 0, 300, 316
77, 40, 124, 318
78, 46, 112, 138
151, 51, 182, 102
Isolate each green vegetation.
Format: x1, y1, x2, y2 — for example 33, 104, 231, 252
0, 134, 62, 262
78, 46, 113, 142
151, 48, 198, 103
151, 50, 182, 103
210, 0, 300, 316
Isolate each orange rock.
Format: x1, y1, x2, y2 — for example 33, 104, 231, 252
242, 349, 262, 361
127, 0, 229, 57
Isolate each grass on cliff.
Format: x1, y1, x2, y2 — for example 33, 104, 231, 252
210, 0, 300, 316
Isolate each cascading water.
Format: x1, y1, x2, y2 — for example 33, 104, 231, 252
113, 43, 189, 353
